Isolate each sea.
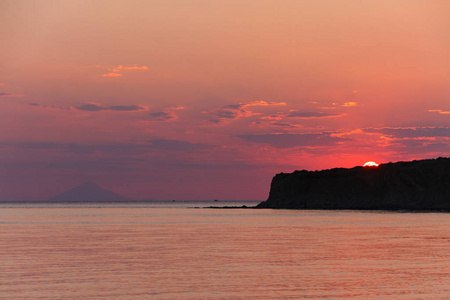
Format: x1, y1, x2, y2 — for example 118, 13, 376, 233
1, 201, 449, 299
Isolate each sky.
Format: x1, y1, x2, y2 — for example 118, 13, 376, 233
1, 0, 449, 201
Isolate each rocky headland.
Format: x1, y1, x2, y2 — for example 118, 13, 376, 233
257, 157, 450, 211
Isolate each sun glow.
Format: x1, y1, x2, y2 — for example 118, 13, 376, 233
363, 161, 379, 167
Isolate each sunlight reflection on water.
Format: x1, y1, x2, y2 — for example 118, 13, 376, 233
0, 202, 449, 299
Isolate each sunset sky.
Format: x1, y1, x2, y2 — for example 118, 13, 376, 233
1, 0, 449, 200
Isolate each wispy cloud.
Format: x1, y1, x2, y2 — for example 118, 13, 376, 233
206, 104, 258, 123
317, 102, 359, 110
147, 111, 178, 121
168, 105, 184, 110
102, 72, 123, 77
350, 126, 450, 157
341, 102, 358, 107
29, 102, 147, 112
396, 139, 450, 155
260, 113, 284, 121
205, 101, 286, 123
146, 106, 184, 121
243, 101, 287, 107
237, 133, 350, 148
113, 65, 149, 71
0, 92, 24, 98
287, 111, 346, 119
363, 127, 450, 138
28, 103, 72, 111
252, 112, 303, 128
323, 127, 450, 159
75, 103, 147, 112
252, 120, 301, 128
100, 65, 149, 77
107, 105, 147, 111
427, 109, 450, 115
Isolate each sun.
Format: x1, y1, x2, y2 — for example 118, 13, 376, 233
363, 161, 379, 167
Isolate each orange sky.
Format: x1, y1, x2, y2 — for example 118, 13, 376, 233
1, 0, 449, 200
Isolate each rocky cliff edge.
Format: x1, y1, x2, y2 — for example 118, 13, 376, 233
257, 157, 450, 210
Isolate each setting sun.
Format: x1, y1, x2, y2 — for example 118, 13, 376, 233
363, 161, 379, 167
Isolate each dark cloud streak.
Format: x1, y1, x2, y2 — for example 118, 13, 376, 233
364, 127, 450, 138
147, 111, 177, 121
0, 139, 210, 154
237, 133, 350, 148
287, 111, 344, 119
75, 103, 146, 112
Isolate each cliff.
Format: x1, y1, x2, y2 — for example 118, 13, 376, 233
257, 157, 450, 210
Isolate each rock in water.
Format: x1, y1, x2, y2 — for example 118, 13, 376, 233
257, 157, 450, 210
48, 181, 129, 202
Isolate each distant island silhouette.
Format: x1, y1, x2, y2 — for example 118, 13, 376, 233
257, 157, 450, 211
48, 181, 131, 202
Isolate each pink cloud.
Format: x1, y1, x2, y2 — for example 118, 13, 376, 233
101, 65, 149, 77
168, 105, 185, 110
243, 101, 287, 108
205, 101, 286, 124
114, 65, 149, 71
341, 102, 358, 107
102, 72, 123, 77
427, 109, 450, 115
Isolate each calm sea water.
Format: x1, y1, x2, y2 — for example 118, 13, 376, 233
0, 201, 449, 299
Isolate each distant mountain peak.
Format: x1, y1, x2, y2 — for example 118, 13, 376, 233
48, 181, 130, 202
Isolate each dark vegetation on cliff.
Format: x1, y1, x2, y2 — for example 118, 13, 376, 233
257, 157, 450, 210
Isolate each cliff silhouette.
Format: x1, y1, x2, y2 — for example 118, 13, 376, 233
257, 157, 450, 210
